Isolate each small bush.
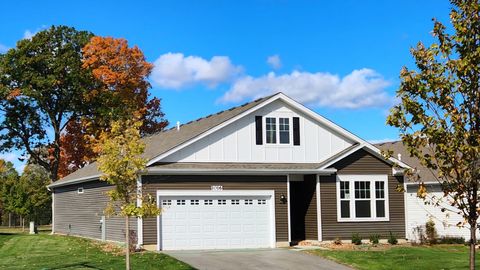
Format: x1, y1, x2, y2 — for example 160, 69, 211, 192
369, 234, 380, 244
333, 237, 342, 245
388, 231, 398, 245
438, 236, 465, 244
425, 219, 437, 244
351, 233, 362, 245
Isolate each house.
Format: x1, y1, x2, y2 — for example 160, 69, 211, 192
376, 141, 474, 241
47, 92, 410, 251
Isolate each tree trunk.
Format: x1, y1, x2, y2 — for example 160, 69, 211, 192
21, 216, 24, 232
8, 213, 11, 228
125, 216, 130, 270
470, 221, 477, 270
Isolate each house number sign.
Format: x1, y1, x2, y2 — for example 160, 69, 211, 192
211, 185, 223, 191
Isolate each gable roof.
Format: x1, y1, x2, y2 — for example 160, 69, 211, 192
49, 92, 409, 188
375, 140, 438, 183
50, 94, 276, 186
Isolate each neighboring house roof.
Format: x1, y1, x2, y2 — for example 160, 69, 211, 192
375, 140, 438, 183
49, 92, 409, 189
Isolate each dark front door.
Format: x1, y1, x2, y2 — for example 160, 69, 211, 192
289, 175, 317, 243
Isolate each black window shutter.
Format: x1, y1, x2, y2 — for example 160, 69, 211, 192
293, 117, 300, 145
255, 116, 263, 145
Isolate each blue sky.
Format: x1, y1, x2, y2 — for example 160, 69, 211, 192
0, 0, 452, 172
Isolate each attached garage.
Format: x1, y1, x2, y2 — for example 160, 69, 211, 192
156, 190, 276, 250
406, 184, 473, 241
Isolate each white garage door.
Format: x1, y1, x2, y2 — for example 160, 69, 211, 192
157, 190, 275, 250
406, 185, 474, 241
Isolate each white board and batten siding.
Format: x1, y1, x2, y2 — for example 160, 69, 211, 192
406, 184, 477, 241
162, 100, 353, 163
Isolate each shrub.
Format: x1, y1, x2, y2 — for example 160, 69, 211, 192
412, 225, 427, 244
333, 237, 342, 245
369, 234, 380, 244
351, 233, 362, 245
388, 231, 398, 245
425, 219, 437, 244
438, 236, 465, 244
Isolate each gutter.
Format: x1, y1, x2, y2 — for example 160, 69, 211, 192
47, 175, 101, 189
45, 168, 338, 188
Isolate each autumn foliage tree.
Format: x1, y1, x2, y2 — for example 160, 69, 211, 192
95, 117, 159, 270
58, 37, 168, 179
387, 1, 480, 269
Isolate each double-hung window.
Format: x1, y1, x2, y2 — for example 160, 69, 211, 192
337, 175, 389, 222
266, 117, 277, 144
265, 117, 290, 144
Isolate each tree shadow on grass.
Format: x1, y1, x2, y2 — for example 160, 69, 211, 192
46, 262, 104, 270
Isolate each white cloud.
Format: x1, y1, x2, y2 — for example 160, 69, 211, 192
151, 53, 243, 89
267, 55, 282, 69
0, 44, 9, 53
0, 152, 26, 173
0, 153, 19, 163
220, 68, 392, 109
23, 30, 36, 40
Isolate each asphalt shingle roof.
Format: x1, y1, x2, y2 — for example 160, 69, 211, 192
55, 94, 276, 184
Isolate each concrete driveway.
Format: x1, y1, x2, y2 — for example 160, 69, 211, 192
164, 248, 354, 270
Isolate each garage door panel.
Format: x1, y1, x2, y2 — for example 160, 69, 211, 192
158, 193, 273, 250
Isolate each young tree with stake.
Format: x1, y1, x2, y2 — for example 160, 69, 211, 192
387, 1, 480, 269
95, 117, 159, 270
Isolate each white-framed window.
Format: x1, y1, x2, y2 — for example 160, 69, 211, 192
266, 117, 277, 144
244, 199, 253, 205
162, 200, 172, 206
265, 117, 291, 145
279, 118, 290, 144
218, 199, 226, 205
77, 187, 84, 194
204, 199, 213, 205
190, 199, 199, 205
176, 200, 186, 205
231, 199, 240, 205
336, 175, 389, 222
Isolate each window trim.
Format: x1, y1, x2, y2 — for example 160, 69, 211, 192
264, 116, 293, 145
336, 174, 389, 222
77, 187, 84, 194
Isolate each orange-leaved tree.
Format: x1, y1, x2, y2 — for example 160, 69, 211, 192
58, 36, 168, 179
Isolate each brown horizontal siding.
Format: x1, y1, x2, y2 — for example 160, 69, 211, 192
53, 180, 136, 243
304, 175, 318, 240
320, 150, 405, 240
141, 175, 288, 245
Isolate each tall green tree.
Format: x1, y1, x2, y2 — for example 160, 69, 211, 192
95, 116, 159, 270
0, 25, 95, 181
387, 1, 480, 269
0, 161, 21, 226
19, 164, 52, 224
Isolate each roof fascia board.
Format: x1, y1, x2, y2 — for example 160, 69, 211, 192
146, 94, 283, 166
47, 174, 101, 189
144, 168, 337, 175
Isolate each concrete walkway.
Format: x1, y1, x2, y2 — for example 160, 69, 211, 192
165, 248, 354, 270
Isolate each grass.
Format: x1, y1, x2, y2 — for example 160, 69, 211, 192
309, 244, 479, 270
0, 227, 194, 270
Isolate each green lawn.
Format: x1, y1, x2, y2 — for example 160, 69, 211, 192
0, 227, 194, 270
309, 245, 479, 270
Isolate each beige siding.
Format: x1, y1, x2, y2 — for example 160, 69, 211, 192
320, 150, 405, 240
53, 180, 136, 243
141, 175, 288, 245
